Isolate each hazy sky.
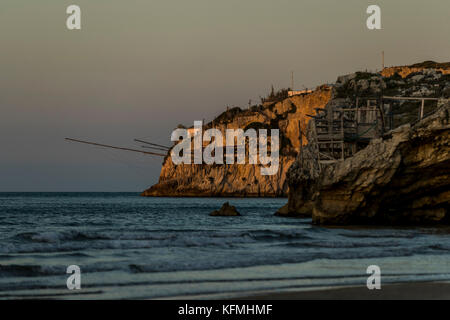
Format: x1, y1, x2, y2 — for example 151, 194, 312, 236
1, 0, 449, 191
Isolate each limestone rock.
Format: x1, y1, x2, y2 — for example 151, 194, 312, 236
142, 87, 331, 197
274, 203, 290, 216
143, 61, 450, 199
381, 61, 450, 78
336, 73, 357, 85
411, 74, 426, 82
284, 102, 450, 225
210, 202, 241, 216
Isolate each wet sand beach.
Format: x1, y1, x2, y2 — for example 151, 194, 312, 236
238, 282, 450, 300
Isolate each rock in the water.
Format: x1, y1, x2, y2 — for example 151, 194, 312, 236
274, 203, 290, 216
210, 202, 241, 216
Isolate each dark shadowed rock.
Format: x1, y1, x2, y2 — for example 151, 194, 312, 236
210, 202, 241, 216
283, 101, 450, 225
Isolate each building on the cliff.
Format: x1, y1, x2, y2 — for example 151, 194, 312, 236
310, 96, 443, 165
288, 89, 313, 97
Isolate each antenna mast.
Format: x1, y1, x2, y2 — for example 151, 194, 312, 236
291, 71, 294, 90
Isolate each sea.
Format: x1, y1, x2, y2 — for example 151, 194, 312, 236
0, 192, 449, 299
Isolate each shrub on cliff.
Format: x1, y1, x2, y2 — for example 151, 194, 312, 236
261, 85, 291, 104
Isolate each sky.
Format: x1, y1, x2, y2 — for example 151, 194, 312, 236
0, 0, 449, 191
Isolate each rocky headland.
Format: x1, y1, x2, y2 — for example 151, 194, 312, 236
143, 61, 450, 214
142, 86, 331, 197
278, 62, 450, 225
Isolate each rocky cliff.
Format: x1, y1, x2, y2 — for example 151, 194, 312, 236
381, 61, 450, 78
284, 101, 449, 225
142, 87, 331, 197
280, 64, 450, 225
144, 61, 450, 200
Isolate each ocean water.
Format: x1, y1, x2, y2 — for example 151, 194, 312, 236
0, 192, 449, 299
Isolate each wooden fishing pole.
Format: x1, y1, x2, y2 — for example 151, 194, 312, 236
134, 139, 170, 150
65, 138, 166, 157
141, 145, 171, 152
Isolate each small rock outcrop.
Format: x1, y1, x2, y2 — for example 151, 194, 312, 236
210, 202, 241, 216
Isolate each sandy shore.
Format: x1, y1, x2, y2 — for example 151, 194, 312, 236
237, 282, 450, 300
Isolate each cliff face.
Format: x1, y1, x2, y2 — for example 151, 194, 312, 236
281, 64, 450, 225
285, 102, 449, 225
381, 61, 450, 78
142, 87, 331, 197
145, 61, 450, 200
